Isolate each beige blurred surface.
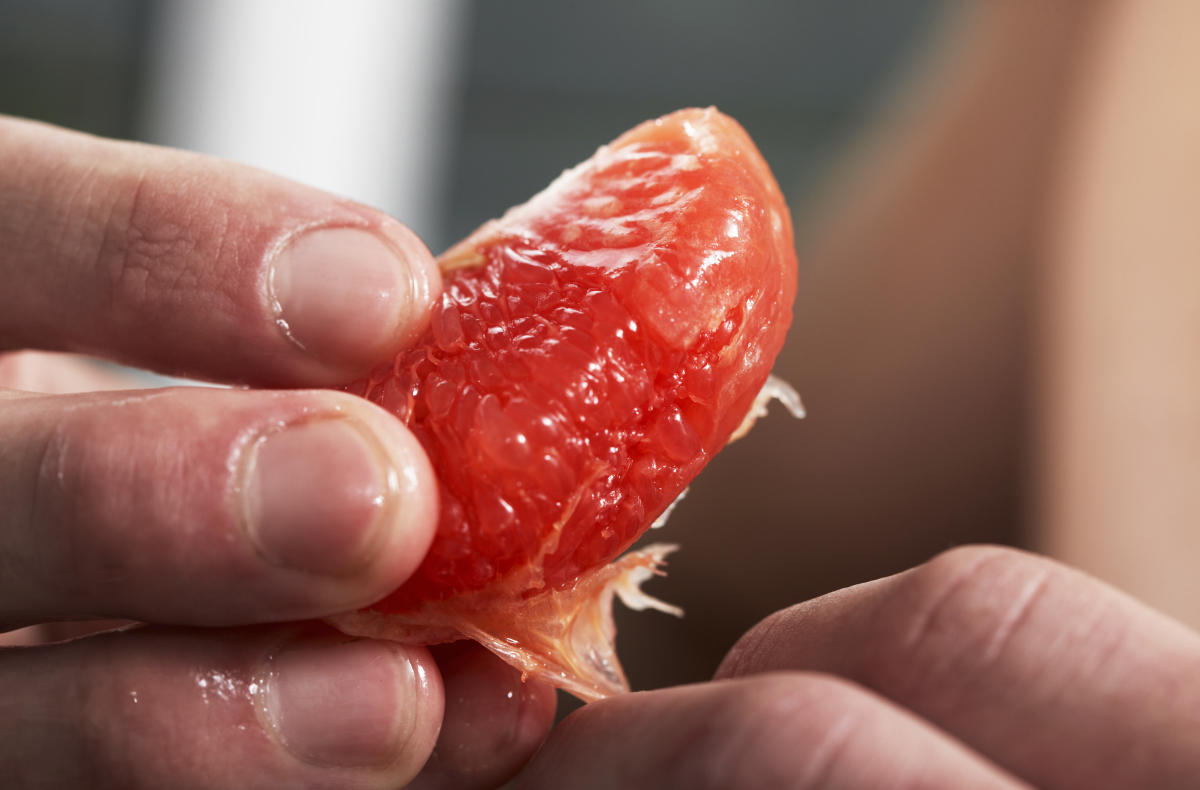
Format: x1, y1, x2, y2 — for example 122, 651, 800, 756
618, 0, 1200, 692
1039, 0, 1200, 627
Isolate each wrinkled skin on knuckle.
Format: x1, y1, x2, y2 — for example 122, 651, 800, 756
667, 674, 860, 790
716, 607, 792, 680
867, 546, 1060, 703
87, 162, 262, 348
96, 170, 242, 331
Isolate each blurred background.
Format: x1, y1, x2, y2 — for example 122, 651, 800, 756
6, 0, 1195, 711
0, 0, 941, 251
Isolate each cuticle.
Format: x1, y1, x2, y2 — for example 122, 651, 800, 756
373, 218, 441, 344
338, 414, 405, 574
264, 220, 334, 354
264, 218, 402, 357
366, 223, 424, 350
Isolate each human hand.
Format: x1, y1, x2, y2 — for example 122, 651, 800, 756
515, 546, 1200, 789
0, 116, 555, 789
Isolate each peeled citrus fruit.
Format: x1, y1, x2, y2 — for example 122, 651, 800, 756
332, 108, 799, 701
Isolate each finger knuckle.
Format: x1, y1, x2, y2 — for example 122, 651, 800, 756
678, 674, 869, 790
104, 175, 199, 304
870, 545, 1059, 696
716, 607, 788, 679
96, 168, 237, 319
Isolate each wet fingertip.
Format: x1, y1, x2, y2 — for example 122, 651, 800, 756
259, 634, 443, 778
346, 401, 442, 594
411, 643, 557, 788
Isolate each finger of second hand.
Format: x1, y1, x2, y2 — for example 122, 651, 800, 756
512, 674, 1029, 790
717, 546, 1200, 789
0, 624, 443, 790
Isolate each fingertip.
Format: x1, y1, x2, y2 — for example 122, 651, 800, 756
409, 642, 557, 789
269, 221, 440, 382
235, 392, 439, 602
340, 394, 441, 597
375, 217, 443, 349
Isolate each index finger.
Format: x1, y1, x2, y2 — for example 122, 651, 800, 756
0, 116, 440, 386
717, 546, 1200, 789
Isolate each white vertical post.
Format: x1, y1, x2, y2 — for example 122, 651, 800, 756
141, 0, 465, 245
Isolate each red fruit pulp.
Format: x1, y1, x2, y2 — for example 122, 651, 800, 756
335, 108, 797, 700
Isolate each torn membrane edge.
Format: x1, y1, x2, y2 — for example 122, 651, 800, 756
729, 373, 805, 443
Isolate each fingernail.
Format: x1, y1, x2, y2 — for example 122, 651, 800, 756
265, 637, 426, 767
243, 418, 392, 575
270, 226, 435, 371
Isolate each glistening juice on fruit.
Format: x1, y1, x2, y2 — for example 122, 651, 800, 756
331, 108, 800, 701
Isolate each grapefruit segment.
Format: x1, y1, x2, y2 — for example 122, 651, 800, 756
332, 108, 798, 700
